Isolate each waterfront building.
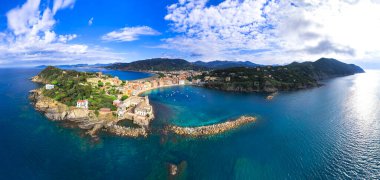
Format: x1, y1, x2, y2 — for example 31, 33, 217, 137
172, 77, 179, 84
76, 100, 88, 109
134, 97, 152, 117
151, 80, 158, 88
179, 79, 185, 85
158, 79, 165, 87
164, 78, 173, 85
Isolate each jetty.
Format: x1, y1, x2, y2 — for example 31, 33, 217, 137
168, 116, 256, 137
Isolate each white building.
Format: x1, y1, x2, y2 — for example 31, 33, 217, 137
76, 100, 88, 109
123, 96, 142, 108
179, 80, 185, 85
45, 84, 54, 90
117, 107, 126, 117
134, 96, 152, 117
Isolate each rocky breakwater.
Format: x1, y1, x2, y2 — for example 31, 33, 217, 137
168, 116, 256, 137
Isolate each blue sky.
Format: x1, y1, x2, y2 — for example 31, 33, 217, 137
1, 0, 380, 68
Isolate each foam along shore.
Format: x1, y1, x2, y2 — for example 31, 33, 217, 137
168, 116, 256, 137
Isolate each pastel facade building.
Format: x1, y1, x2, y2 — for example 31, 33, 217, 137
76, 100, 88, 109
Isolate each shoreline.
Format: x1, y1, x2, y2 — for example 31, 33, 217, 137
137, 84, 187, 96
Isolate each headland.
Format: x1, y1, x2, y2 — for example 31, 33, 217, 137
30, 66, 256, 138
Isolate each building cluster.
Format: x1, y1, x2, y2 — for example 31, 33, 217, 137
118, 70, 204, 97
74, 70, 206, 126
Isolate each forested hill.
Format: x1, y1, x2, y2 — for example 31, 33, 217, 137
288, 58, 365, 80
106, 58, 206, 71
33, 66, 117, 110
202, 58, 365, 93
106, 58, 264, 71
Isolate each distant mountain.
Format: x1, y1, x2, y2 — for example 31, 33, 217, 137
193, 60, 261, 69
106, 58, 262, 71
36, 63, 110, 69
106, 58, 207, 71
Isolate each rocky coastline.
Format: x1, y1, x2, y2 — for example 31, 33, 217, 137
167, 116, 256, 137
29, 89, 149, 138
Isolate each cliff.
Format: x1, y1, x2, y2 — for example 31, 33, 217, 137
29, 89, 150, 138
29, 90, 102, 127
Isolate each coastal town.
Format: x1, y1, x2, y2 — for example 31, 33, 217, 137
78, 70, 205, 126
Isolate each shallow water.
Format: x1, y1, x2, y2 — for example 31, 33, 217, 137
1, 68, 379, 179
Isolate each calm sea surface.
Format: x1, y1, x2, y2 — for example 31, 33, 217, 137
0, 68, 379, 179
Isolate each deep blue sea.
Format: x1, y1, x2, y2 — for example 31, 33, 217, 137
1, 68, 380, 179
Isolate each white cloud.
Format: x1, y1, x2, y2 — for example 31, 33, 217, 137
0, 0, 124, 66
163, 0, 380, 64
88, 17, 94, 26
52, 0, 75, 14
102, 26, 160, 42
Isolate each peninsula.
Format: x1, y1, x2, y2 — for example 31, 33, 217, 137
29, 66, 256, 138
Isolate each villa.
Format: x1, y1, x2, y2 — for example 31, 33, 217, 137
76, 100, 88, 109
45, 84, 54, 90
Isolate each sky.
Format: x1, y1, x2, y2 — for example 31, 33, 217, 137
1, 0, 380, 68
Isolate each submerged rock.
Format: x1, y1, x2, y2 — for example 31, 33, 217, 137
169, 164, 178, 176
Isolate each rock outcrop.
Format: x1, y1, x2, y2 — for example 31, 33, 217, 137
29, 90, 105, 133
106, 124, 148, 137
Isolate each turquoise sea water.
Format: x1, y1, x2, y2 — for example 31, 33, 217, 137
1, 68, 380, 179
